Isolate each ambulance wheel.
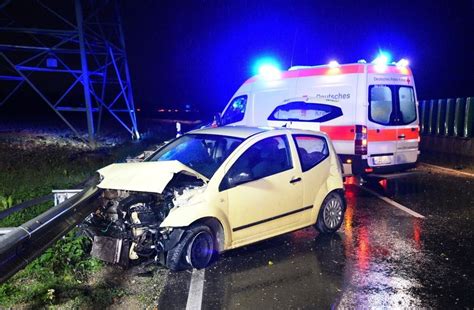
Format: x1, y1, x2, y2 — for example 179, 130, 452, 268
315, 192, 345, 234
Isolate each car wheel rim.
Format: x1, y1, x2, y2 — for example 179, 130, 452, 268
189, 232, 213, 268
323, 197, 343, 229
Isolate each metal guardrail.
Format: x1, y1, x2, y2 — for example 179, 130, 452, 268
0, 194, 53, 221
0, 176, 102, 283
0, 143, 164, 283
419, 97, 474, 138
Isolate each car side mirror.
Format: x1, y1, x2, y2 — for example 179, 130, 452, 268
228, 171, 252, 187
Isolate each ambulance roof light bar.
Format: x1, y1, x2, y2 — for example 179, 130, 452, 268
328, 60, 340, 68
288, 65, 313, 71
396, 58, 410, 67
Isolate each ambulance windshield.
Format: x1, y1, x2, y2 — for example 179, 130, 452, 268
222, 95, 247, 125
369, 85, 416, 125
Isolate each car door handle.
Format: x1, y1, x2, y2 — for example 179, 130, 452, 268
289, 177, 302, 184
398, 134, 405, 139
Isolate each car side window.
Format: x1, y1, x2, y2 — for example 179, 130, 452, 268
293, 135, 329, 172
219, 135, 292, 191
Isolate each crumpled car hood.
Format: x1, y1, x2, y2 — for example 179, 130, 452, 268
97, 160, 209, 194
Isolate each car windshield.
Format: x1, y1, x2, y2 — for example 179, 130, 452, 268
148, 134, 244, 179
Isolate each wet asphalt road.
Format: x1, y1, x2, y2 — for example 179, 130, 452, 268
159, 167, 474, 309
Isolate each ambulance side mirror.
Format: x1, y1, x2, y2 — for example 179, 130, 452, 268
212, 112, 222, 127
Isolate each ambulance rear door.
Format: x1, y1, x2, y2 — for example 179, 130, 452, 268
366, 71, 419, 168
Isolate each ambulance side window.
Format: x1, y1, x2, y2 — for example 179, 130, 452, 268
369, 86, 393, 125
221, 95, 247, 125
268, 101, 343, 122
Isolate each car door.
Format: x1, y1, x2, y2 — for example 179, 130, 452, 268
292, 134, 332, 224
219, 134, 304, 246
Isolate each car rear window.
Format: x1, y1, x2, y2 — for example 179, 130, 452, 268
268, 101, 343, 122
293, 135, 329, 172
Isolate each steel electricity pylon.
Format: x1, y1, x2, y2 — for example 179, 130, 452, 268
0, 0, 139, 146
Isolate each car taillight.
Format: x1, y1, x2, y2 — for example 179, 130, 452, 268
355, 125, 367, 155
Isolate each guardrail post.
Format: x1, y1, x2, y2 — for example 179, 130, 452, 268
464, 97, 474, 138
454, 98, 466, 137
436, 99, 446, 136
444, 98, 455, 136
420, 100, 427, 134
428, 99, 438, 135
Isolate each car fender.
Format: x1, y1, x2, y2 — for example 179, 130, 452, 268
310, 170, 344, 223
160, 202, 233, 250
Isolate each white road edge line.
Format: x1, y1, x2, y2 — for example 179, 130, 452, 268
186, 268, 205, 310
420, 163, 474, 178
358, 185, 425, 219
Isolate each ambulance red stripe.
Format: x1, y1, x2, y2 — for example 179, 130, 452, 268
244, 64, 365, 84
368, 128, 419, 141
316, 126, 419, 142
367, 65, 412, 75
320, 125, 355, 141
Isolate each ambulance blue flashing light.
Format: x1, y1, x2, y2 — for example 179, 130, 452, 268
372, 52, 391, 65
258, 64, 281, 80
372, 51, 391, 72
254, 58, 281, 81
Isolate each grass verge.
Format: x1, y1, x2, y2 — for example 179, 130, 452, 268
0, 130, 171, 308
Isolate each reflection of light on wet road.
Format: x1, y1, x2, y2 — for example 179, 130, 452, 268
338, 184, 425, 308
413, 218, 422, 250
356, 226, 370, 271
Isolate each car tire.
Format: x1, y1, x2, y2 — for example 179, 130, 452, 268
315, 191, 345, 234
166, 225, 215, 271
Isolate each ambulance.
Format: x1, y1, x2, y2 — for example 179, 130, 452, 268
219, 58, 420, 175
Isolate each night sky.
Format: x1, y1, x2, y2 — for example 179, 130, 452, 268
122, 0, 474, 115
0, 0, 473, 121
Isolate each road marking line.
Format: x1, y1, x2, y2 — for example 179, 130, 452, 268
186, 268, 205, 310
358, 185, 425, 219
420, 163, 474, 178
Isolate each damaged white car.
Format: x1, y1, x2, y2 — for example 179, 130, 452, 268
82, 126, 345, 270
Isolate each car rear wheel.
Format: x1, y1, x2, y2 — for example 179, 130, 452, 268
166, 225, 215, 271
315, 192, 345, 234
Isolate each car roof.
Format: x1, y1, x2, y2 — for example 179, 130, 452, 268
188, 126, 271, 139
188, 125, 329, 140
